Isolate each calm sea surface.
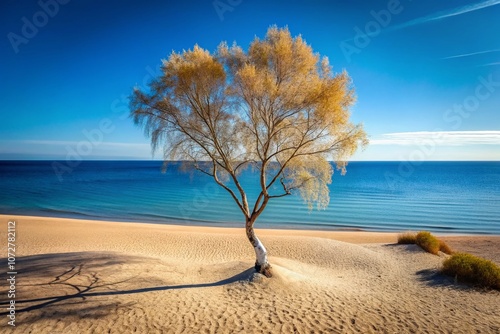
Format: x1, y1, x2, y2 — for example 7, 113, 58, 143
1, 161, 499, 234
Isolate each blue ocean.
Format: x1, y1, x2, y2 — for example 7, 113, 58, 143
0, 161, 499, 234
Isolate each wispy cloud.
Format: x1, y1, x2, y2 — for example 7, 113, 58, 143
387, 0, 500, 32
442, 49, 500, 60
0, 140, 153, 158
17, 140, 150, 149
478, 62, 500, 67
371, 131, 500, 146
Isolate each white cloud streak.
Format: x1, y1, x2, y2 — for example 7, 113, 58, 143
478, 62, 500, 67
387, 0, 500, 32
16, 140, 150, 149
371, 131, 500, 146
0, 140, 153, 158
442, 49, 500, 59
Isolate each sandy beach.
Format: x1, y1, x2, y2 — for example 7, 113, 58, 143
1, 215, 499, 333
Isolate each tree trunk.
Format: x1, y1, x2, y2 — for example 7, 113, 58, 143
246, 217, 272, 277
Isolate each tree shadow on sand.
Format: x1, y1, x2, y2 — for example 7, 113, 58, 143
0, 252, 256, 319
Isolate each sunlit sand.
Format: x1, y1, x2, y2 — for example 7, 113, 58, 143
1, 215, 499, 333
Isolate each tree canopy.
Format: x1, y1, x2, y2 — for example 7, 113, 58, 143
132, 26, 366, 214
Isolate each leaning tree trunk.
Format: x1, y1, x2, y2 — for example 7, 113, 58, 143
246, 217, 272, 277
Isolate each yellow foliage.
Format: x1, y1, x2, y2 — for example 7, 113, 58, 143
131, 26, 367, 216
285, 156, 333, 210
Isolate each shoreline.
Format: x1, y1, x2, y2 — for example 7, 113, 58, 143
1, 213, 499, 237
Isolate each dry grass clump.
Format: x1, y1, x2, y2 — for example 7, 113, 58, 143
397, 232, 417, 244
442, 253, 500, 290
398, 231, 453, 255
438, 240, 453, 255
415, 231, 441, 255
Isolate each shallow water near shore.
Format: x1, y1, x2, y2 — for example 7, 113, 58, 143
0, 160, 499, 234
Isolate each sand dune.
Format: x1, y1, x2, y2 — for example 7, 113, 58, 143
1, 215, 499, 333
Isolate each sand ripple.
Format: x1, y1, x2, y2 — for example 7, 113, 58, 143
1, 216, 499, 333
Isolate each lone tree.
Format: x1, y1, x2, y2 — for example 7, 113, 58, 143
130, 26, 367, 277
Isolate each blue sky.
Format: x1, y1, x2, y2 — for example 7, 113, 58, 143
1, 0, 499, 160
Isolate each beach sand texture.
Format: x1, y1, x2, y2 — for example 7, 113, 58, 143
1, 215, 499, 333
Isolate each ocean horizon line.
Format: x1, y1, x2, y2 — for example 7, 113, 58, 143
1, 159, 500, 162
